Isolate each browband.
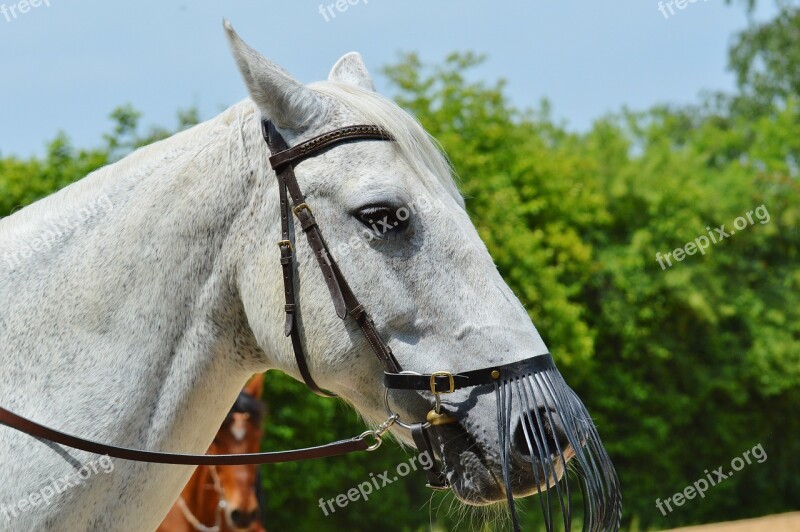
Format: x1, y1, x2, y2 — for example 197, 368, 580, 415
268, 124, 394, 169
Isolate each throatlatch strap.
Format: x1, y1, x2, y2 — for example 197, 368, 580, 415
265, 121, 336, 397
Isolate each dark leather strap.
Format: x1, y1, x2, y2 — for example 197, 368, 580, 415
262, 120, 402, 397
268, 124, 393, 170
0, 406, 370, 465
410, 422, 448, 489
384, 353, 555, 392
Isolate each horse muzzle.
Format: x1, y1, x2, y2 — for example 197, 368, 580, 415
384, 353, 622, 532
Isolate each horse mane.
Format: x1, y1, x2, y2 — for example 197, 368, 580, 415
0, 103, 260, 243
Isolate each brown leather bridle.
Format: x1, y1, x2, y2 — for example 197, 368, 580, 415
263, 119, 402, 397
0, 119, 553, 485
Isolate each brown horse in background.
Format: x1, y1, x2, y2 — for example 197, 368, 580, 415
158, 374, 267, 532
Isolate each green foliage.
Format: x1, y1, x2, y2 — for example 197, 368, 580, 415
729, 3, 800, 117
2, 5, 798, 529
0, 105, 200, 217
0, 134, 109, 217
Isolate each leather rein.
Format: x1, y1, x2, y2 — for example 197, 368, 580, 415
0, 119, 550, 482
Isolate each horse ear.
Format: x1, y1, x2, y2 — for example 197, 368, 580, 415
328, 52, 376, 91
224, 20, 325, 131
244, 373, 265, 399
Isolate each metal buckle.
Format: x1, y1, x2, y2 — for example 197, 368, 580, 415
292, 202, 312, 216
277, 239, 293, 251
429, 372, 455, 395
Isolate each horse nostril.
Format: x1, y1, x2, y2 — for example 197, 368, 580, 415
513, 408, 571, 462
229, 508, 256, 528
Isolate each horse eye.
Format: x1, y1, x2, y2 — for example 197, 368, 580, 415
355, 205, 410, 238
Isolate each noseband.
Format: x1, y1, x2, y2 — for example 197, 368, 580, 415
0, 119, 551, 487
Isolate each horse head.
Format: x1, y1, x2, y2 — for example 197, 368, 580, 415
225, 22, 620, 529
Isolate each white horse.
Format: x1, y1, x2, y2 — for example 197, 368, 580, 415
0, 22, 616, 531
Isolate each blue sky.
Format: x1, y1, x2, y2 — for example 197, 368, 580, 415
0, 0, 777, 157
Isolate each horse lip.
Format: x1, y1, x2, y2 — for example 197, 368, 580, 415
431, 414, 577, 503
429, 419, 506, 505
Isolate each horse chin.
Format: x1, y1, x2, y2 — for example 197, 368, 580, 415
445, 450, 505, 506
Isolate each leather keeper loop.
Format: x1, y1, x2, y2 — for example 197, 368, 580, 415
350, 304, 366, 320
298, 213, 317, 231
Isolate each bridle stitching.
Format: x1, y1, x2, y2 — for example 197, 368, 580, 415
294, 125, 390, 156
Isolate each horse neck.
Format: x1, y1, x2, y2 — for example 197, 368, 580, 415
0, 100, 279, 529
4, 98, 269, 426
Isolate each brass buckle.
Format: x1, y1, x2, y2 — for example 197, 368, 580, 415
429, 372, 455, 395
277, 239, 293, 251
292, 202, 312, 216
